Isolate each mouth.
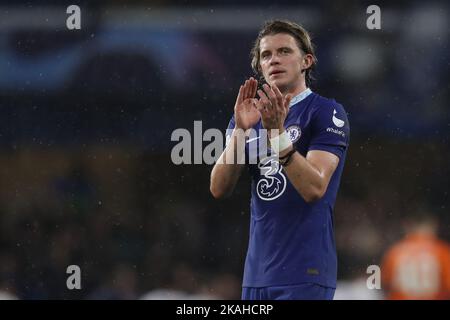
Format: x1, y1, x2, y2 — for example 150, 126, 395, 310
269, 70, 285, 77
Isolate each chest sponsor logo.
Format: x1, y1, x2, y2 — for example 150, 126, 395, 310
256, 155, 287, 201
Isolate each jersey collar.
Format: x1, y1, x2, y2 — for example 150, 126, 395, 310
289, 88, 312, 108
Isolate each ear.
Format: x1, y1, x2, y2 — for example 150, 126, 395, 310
302, 54, 313, 70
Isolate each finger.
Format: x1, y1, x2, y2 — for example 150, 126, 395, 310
242, 80, 249, 99
255, 98, 268, 116
250, 78, 257, 98
263, 84, 277, 109
271, 83, 284, 109
246, 78, 253, 98
257, 89, 271, 109
263, 83, 276, 100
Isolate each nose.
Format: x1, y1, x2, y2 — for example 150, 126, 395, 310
268, 53, 281, 65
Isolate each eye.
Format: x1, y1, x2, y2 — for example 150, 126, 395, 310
261, 52, 270, 60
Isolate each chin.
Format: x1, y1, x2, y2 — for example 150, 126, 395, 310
267, 78, 281, 86
270, 79, 289, 92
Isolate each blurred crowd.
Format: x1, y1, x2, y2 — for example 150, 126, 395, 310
0, 143, 447, 299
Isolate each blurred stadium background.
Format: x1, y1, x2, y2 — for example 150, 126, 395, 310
0, 0, 448, 299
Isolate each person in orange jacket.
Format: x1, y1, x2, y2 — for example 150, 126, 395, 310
381, 209, 450, 300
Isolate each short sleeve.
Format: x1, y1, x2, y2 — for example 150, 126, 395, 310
225, 116, 236, 147
308, 102, 350, 159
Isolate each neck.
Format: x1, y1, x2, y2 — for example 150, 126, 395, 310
280, 79, 308, 97
288, 85, 308, 97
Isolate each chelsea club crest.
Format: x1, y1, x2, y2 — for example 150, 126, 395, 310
286, 125, 301, 143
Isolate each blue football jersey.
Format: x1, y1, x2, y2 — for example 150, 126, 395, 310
226, 89, 350, 288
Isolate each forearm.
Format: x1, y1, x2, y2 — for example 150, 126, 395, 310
281, 149, 327, 203
210, 129, 247, 199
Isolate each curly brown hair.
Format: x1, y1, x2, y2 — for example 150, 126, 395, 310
251, 20, 317, 87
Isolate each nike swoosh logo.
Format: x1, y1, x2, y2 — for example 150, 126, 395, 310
246, 136, 261, 143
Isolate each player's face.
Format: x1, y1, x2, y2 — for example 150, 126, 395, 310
259, 33, 305, 93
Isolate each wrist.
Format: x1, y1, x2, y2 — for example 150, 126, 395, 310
278, 144, 294, 157
269, 129, 292, 154
279, 148, 296, 166
267, 127, 285, 139
233, 127, 253, 138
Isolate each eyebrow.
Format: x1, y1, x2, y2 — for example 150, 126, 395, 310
260, 46, 293, 56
